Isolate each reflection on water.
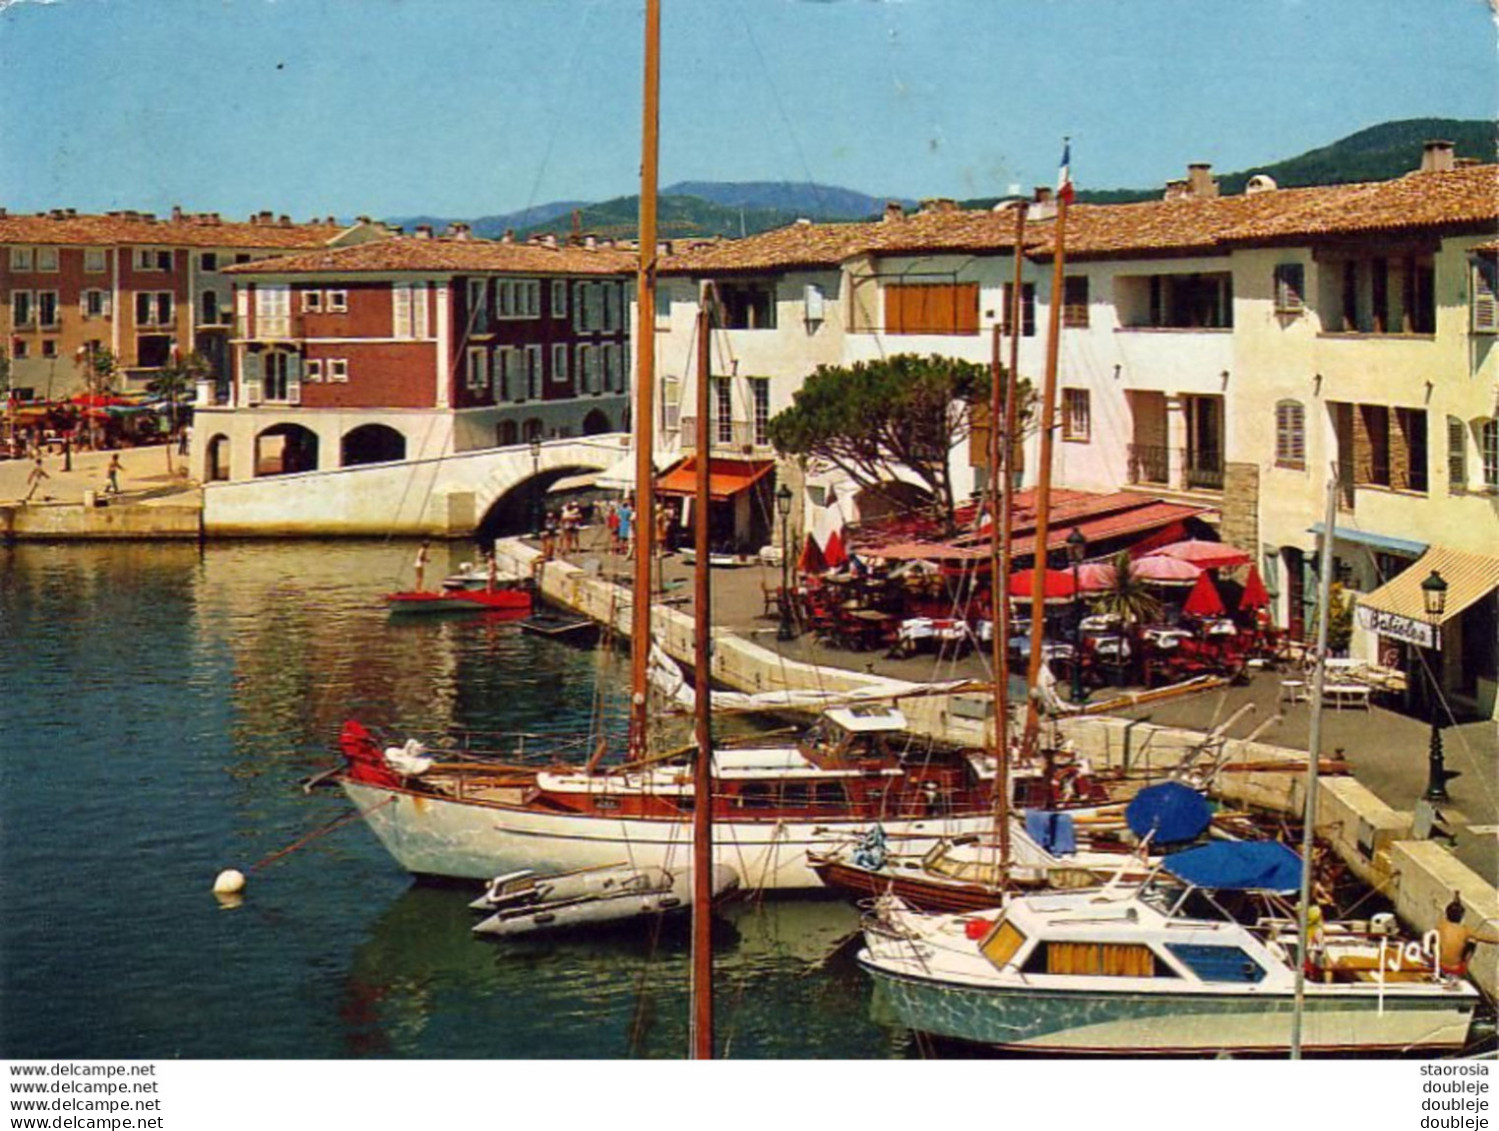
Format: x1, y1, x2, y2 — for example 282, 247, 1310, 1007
0, 540, 907, 1059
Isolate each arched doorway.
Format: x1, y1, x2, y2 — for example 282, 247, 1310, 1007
254, 423, 319, 476
341, 423, 406, 466
582, 409, 611, 435
496, 420, 519, 447
204, 434, 231, 482
523, 417, 545, 442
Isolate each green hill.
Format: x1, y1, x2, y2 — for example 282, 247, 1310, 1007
964, 118, 1494, 209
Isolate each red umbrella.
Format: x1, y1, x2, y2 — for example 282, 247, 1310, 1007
1076, 562, 1116, 592
1239, 565, 1271, 610
1153, 539, 1252, 570
798, 533, 827, 575
822, 528, 849, 570
1133, 554, 1204, 585
1008, 568, 1078, 604
1182, 571, 1227, 617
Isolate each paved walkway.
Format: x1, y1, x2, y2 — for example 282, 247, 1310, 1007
559, 529, 1496, 880
0, 446, 200, 508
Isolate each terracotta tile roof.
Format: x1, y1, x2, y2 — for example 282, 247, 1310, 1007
222, 236, 635, 276
0, 211, 347, 250
665, 165, 1497, 273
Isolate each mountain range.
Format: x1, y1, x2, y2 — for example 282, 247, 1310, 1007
385, 118, 1492, 242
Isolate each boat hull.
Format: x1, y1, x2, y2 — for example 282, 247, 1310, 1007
341, 778, 992, 891
386, 589, 532, 614
859, 956, 1478, 1055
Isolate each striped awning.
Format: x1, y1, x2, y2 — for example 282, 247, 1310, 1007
1356, 545, 1499, 651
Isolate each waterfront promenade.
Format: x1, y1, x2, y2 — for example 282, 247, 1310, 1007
0, 445, 200, 508
561, 530, 1496, 884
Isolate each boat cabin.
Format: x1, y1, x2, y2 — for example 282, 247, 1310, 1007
798, 705, 909, 768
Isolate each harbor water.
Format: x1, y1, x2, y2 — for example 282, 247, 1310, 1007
0, 540, 908, 1059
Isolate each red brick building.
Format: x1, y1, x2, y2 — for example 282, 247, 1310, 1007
201, 233, 633, 481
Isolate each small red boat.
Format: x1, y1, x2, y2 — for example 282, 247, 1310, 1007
385, 587, 532, 614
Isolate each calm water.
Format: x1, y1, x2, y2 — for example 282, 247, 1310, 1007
0, 540, 909, 1060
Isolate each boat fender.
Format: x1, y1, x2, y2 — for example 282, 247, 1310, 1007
659, 896, 682, 909
963, 917, 995, 941
534, 912, 556, 926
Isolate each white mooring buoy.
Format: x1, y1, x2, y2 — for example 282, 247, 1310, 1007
213, 868, 247, 896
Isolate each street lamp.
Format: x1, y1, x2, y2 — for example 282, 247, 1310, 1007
1421, 569, 1457, 803
776, 484, 795, 641
1067, 526, 1087, 704
528, 436, 542, 537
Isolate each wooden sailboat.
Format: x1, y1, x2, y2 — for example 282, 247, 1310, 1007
329, 1, 996, 895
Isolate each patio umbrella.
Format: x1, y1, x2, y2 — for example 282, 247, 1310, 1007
1007, 568, 1077, 604
798, 533, 827, 574
1133, 554, 1204, 585
822, 528, 849, 570
1076, 561, 1116, 592
1239, 564, 1271, 610
1152, 539, 1252, 570
1182, 571, 1227, 617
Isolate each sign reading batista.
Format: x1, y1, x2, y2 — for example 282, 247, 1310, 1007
1356, 605, 1440, 651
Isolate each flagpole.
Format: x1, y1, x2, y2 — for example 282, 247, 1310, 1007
1022, 140, 1073, 758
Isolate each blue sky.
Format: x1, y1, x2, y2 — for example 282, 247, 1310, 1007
1, 0, 1493, 221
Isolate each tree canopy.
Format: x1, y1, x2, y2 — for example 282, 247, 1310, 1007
767, 353, 1031, 527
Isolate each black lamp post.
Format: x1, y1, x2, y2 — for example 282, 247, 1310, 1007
776, 484, 795, 641
1066, 526, 1087, 704
528, 437, 542, 537
1421, 569, 1456, 803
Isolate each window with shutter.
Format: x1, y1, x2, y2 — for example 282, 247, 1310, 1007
1447, 416, 1467, 494
1482, 419, 1499, 490
392, 284, 412, 339
1062, 276, 1089, 328
1273, 264, 1305, 313
551, 343, 568, 385
527, 346, 543, 398
1061, 388, 1091, 441
1275, 401, 1306, 469
1473, 258, 1498, 333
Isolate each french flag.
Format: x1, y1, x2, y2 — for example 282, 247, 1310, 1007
1057, 139, 1075, 203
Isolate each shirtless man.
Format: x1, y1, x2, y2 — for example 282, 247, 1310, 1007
1436, 892, 1499, 977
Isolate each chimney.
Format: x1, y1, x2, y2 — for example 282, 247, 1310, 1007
279, 214, 291, 226
1034, 186, 1054, 204
447, 222, 471, 241
1455, 157, 1480, 169
883, 201, 904, 222
414, 224, 433, 240
171, 204, 183, 223
0, 208, 8, 219
584, 235, 597, 249
1244, 174, 1278, 195
141, 212, 156, 223
259, 210, 273, 224
1420, 140, 1456, 174
502, 228, 515, 244
919, 198, 959, 214
542, 233, 557, 249
1163, 179, 1189, 201
1186, 163, 1218, 198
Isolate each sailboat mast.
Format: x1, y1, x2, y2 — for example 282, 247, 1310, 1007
1022, 183, 1070, 754
1291, 473, 1339, 1058
628, 0, 662, 761
690, 292, 715, 1059
990, 203, 1027, 868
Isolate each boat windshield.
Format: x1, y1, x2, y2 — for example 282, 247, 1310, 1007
1138, 877, 1233, 923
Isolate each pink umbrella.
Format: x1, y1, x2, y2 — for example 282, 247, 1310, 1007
1133, 554, 1204, 585
1076, 561, 1116, 592
1240, 565, 1271, 610
1152, 539, 1252, 570
1182, 571, 1227, 617
1008, 568, 1078, 604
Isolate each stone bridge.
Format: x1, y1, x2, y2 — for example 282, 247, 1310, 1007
203, 433, 631, 537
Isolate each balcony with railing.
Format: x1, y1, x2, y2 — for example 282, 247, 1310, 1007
1126, 443, 1224, 494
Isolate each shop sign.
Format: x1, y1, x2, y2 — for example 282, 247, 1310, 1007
1357, 605, 1439, 651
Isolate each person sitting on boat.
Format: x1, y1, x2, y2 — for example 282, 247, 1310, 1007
1436, 892, 1499, 977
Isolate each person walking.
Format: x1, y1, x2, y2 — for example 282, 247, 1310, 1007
617, 499, 635, 559
105, 453, 123, 495
23, 456, 49, 503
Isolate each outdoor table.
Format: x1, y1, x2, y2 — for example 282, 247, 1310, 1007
1088, 634, 1131, 661
1079, 614, 1120, 633
1202, 618, 1238, 636
896, 616, 971, 655
1143, 627, 1194, 649
1323, 683, 1372, 710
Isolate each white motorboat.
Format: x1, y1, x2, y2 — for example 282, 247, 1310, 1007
470, 862, 739, 938
858, 841, 1481, 1056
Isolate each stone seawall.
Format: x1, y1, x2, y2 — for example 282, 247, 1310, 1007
0, 500, 202, 540
501, 535, 1497, 1000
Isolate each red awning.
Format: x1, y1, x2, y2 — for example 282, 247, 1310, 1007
1008, 568, 1078, 604
867, 541, 990, 562
655, 457, 774, 501
1151, 539, 1252, 570
1004, 502, 1210, 561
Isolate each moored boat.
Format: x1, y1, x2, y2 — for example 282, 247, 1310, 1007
335, 704, 997, 889
385, 586, 532, 614
469, 861, 739, 938
857, 842, 1481, 1056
